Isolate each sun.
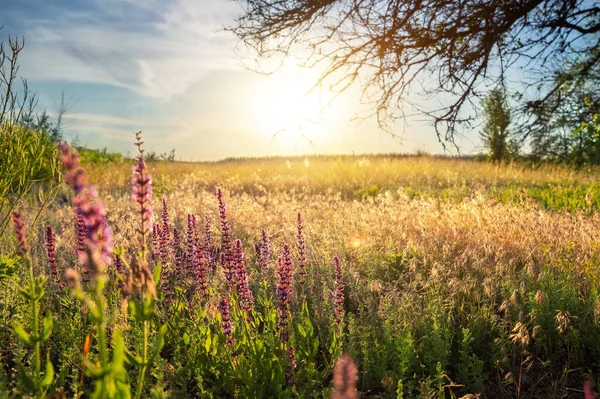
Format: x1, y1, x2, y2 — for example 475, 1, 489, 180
251, 68, 340, 147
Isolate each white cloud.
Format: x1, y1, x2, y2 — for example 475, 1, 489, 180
18, 0, 240, 100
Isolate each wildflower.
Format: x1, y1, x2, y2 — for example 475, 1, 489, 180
233, 239, 253, 317
61, 144, 112, 278
171, 227, 183, 282
75, 204, 86, 259
64, 268, 81, 290
333, 256, 345, 324
113, 253, 127, 295
296, 212, 307, 285
217, 188, 234, 283
151, 223, 160, 261
276, 243, 294, 341
257, 229, 271, 280
128, 255, 156, 299
202, 215, 214, 268
159, 198, 170, 260
76, 190, 113, 276
131, 141, 153, 242
60, 144, 87, 195
286, 345, 297, 387
45, 226, 64, 289
194, 253, 210, 299
332, 354, 358, 399
217, 299, 236, 349
186, 213, 198, 277
12, 210, 29, 256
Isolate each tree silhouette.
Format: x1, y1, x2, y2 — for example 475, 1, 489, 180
230, 0, 600, 145
480, 89, 511, 161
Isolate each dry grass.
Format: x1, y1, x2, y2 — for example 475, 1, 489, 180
3, 154, 600, 398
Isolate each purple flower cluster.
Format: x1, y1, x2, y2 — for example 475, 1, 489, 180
186, 213, 197, 276
217, 189, 234, 284
276, 243, 294, 342
296, 212, 307, 285
333, 256, 345, 324
12, 210, 29, 256
75, 204, 86, 261
202, 215, 215, 269
131, 146, 153, 241
151, 223, 160, 261
172, 227, 183, 273
286, 345, 297, 387
255, 229, 271, 280
61, 144, 113, 278
60, 144, 87, 196
159, 198, 171, 261
217, 298, 236, 348
194, 255, 210, 299
233, 239, 253, 317
45, 226, 64, 289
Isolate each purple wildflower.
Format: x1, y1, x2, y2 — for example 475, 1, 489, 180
286, 345, 297, 387
60, 144, 88, 196
45, 226, 64, 289
172, 227, 183, 277
12, 210, 29, 256
114, 253, 128, 296
276, 243, 294, 342
217, 299, 236, 348
75, 204, 86, 260
296, 212, 307, 285
75, 190, 113, 276
194, 255, 210, 299
333, 256, 345, 324
60, 144, 112, 278
186, 213, 197, 277
159, 198, 170, 261
131, 137, 153, 259
217, 189, 234, 284
257, 229, 271, 280
202, 215, 214, 268
233, 239, 253, 318
332, 354, 358, 399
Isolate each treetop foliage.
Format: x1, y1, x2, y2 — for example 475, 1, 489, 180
231, 0, 600, 144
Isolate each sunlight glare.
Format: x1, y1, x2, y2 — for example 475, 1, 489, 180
252, 68, 345, 150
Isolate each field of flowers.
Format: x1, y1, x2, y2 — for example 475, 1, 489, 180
1, 135, 600, 398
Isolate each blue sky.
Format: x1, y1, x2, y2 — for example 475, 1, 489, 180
3, 0, 481, 160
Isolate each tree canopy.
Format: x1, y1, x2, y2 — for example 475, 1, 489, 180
231, 0, 600, 145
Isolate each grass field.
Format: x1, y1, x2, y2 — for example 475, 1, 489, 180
1, 148, 600, 398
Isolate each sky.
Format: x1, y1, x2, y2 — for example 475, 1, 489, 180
2, 0, 482, 161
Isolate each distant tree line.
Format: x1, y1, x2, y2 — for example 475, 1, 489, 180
480, 75, 600, 166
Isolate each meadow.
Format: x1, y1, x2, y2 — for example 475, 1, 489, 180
1, 139, 600, 398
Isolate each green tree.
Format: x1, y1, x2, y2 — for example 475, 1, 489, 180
481, 89, 512, 161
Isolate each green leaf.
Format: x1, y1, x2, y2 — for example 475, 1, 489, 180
183, 332, 190, 346
112, 329, 127, 369
149, 324, 167, 364
17, 363, 36, 392
19, 288, 33, 301
297, 323, 307, 338
40, 355, 54, 387
40, 312, 53, 342
12, 321, 31, 344
124, 347, 141, 367
128, 299, 143, 322
0, 255, 19, 281
203, 333, 211, 353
